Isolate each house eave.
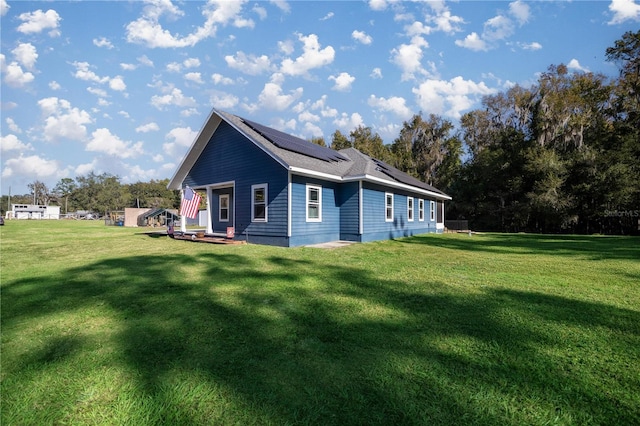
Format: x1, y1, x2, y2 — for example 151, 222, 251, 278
167, 108, 222, 190
288, 167, 451, 200
345, 174, 452, 200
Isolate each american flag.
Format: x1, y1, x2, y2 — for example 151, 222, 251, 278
180, 187, 202, 219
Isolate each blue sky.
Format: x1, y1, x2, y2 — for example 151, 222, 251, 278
1, 0, 639, 196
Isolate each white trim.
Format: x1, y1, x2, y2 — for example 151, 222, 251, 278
306, 184, 322, 222
430, 200, 436, 221
407, 196, 414, 222
344, 174, 451, 200
251, 183, 268, 222
208, 180, 235, 189
419, 198, 424, 222
289, 167, 451, 200
358, 181, 363, 235
385, 192, 394, 222
289, 166, 343, 182
168, 110, 222, 190
219, 194, 230, 222
206, 187, 213, 233
287, 172, 292, 237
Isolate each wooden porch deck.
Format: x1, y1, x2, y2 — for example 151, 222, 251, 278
171, 232, 246, 245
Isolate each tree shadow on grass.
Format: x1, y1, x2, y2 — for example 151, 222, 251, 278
403, 233, 640, 261
2, 251, 639, 425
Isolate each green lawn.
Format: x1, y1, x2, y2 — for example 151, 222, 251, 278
1, 220, 639, 425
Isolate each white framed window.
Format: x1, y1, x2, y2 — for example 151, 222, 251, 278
385, 193, 394, 222
419, 199, 424, 221
306, 185, 322, 222
430, 200, 435, 221
251, 184, 268, 222
219, 194, 229, 222
407, 197, 414, 222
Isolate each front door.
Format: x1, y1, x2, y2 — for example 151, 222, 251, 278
211, 187, 234, 233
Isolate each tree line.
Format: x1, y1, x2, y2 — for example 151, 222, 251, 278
2, 174, 180, 216
3, 31, 637, 234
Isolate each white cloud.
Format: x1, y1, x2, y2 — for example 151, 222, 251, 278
391, 35, 430, 81
225, 51, 272, 75
320, 12, 334, 21
6, 117, 21, 133
37, 97, 93, 142
567, 59, 589, 73
483, 15, 515, 41
126, 0, 254, 48
109, 76, 127, 91
352, 30, 373, 45
278, 40, 295, 55
455, 32, 489, 52
413, 76, 496, 119
518, 41, 542, 51
2, 154, 64, 180
49, 81, 61, 90
12, 43, 38, 70
368, 95, 412, 119
509, 0, 531, 25
329, 72, 355, 91
369, 0, 389, 11
93, 37, 114, 49
212, 73, 235, 85
184, 72, 203, 84
1, 0, 9, 17
334, 112, 364, 132
136, 122, 160, 133
163, 126, 198, 158
137, 55, 154, 67
370, 67, 383, 79
17, 9, 61, 37
270, 0, 291, 13
280, 33, 335, 76
72, 62, 126, 91
121, 63, 137, 71
87, 87, 108, 97
183, 58, 201, 68
256, 73, 303, 110
253, 4, 267, 20
425, 3, 465, 34
1, 134, 33, 152
608, 0, 640, 24
1, 54, 35, 87
86, 128, 143, 158
210, 92, 239, 109
150, 88, 196, 110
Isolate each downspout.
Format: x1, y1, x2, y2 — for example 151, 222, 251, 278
359, 180, 363, 236
287, 171, 292, 238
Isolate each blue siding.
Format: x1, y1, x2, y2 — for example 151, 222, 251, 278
184, 121, 288, 241
289, 176, 341, 246
338, 181, 360, 241
361, 182, 439, 242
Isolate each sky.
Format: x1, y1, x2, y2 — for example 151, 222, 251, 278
1, 0, 639, 196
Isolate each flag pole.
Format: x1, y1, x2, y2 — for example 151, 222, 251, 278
180, 188, 187, 233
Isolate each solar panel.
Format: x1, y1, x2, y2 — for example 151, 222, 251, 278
242, 118, 349, 162
372, 158, 445, 195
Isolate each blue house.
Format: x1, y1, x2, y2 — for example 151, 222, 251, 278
168, 109, 451, 247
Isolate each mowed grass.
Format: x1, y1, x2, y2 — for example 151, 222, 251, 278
1, 221, 639, 425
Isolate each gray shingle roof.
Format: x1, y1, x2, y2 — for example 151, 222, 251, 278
170, 109, 450, 200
